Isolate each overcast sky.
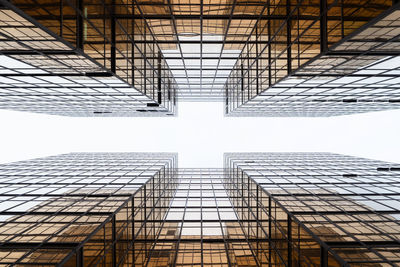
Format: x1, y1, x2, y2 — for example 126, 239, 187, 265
0, 102, 399, 167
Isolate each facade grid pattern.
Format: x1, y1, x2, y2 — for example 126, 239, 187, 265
1, 153, 400, 266
1, 1, 400, 115
0, 0, 177, 116
224, 152, 400, 266
0, 152, 177, 265
225, 1, 400, 116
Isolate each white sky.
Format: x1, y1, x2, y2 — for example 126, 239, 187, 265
0, 102, 399, 167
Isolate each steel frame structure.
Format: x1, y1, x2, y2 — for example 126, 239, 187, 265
0, 153, 399, 266
225, 152, 400, 266
137, 168, 260, 266
0, 0, 400, 116
0, 0, 177, 116
225, 0, 400, 116
0, 153, 177, 265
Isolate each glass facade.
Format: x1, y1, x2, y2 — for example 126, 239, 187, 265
0, 0, 400, 116
0, 165, 263, 266
139, 168, 260, 266
224, 152, 400, 266
225, 1, 400, 116
1, 153, 400, 265
0, 152, 177, 265
0, 0, 177, 116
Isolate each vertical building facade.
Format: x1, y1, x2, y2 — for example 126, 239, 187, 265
0, 165, 262, 266
225, 1, 400, 116
0, 0, 177, 116
1, 152, 399, 266
1, 1, 400, 116
224, 152, 400, 266
136, 168, 260, 266
0, 153, 177, 265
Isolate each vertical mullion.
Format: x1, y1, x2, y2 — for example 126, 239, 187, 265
268, 197, 272, 267
200, 175, 204, 267
76, 247, 83, 267
152, 175, 155, 239
144, 184, 147, 259
247, 46, 250, 101
60, 0, 63, 37
157, 51, 162, 104
132, 197, 135, 265
76, 0, 84, 50
110, 0, 116, 73
320, 0, 328, 53
200, 0, 203, 97
168, 79, 171, 101
340, 0, 344, 38
144, 26, 147, 95
286, 0, 292, 74
267, 2, 272, 87
320, 246, 328, 267
131, 2, 135, 86
256, 24, 259, 95
256, 185, 260, 260
241, 63, 244, 104
112, 215, 116, 267
287, 215, 292, 267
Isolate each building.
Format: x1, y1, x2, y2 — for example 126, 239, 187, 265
0, 153, 177, 265
134, 168, 259, 266
0, 152, 399, 266
224, 1, 400, 116
224, 152, 400, 266
0, 0, 178, 116
0, 157, 261, 266
0, 1, 400, 116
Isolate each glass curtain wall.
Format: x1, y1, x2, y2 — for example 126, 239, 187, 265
224, 152, 400, 266
0, 0, 177, 115
0, 153, 177, 266
225, 0, 400, 116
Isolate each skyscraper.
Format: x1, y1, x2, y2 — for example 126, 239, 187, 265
0, 0, 400, 116
225, 1, 400, 116
0, 152, 399, 266
224, 152, 400, 266
0, 1, 398, 266
0, 153, 177, 265
0, 0, 177, 116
